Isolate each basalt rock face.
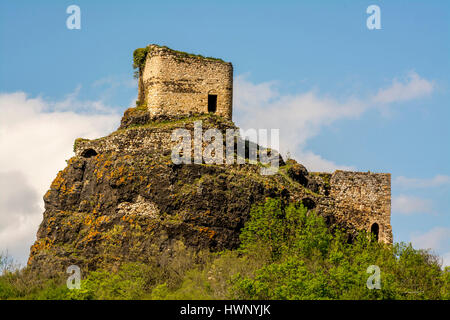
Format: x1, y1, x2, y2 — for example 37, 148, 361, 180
28, 111, 326, 273
28, 108, 392, 274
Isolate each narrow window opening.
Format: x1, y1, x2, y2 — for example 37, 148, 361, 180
208, 94, 217, 113
370, 223, 379, 241
81, 148, 98, 158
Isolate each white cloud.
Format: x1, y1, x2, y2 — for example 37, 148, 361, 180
52, 85, 116, 114
0, 172, 42, 267
234, 71, 434, 172
234, 76, 363, 172
411, 227, 450, 267
0, 91, 121, 265
91, 75, 138, 105
293, 151, 356, 172
372, 71, 434, 105
393, 175, 450, 189
92, 75, 137, 89
411, 227, 449, 250
392, 195, 432, 215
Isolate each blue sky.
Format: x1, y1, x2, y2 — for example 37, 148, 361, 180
0, 0, 449, 266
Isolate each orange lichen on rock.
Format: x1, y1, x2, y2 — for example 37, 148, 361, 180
50, 171, 66, 191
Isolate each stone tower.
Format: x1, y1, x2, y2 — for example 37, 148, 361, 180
138, 44, 233, 120
328, 171, 393, 244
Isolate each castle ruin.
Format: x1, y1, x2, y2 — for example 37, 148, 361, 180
76, 44, 393, 244
327, 171, 392, 243
137, 44, 233, 120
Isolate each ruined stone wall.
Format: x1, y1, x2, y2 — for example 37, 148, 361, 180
141, 45, 233, 120
329, 170, 392, 243
73, 116, 238, 159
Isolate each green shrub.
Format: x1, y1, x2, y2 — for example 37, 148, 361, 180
232, 198, 447, 300
133, 47, 149, 79
67, 262, 154, 300
1, 199, 448, 300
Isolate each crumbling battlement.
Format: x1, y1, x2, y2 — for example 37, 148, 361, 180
139, 45, 233, 120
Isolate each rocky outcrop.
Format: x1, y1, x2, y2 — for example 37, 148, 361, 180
28, 109, 391, 274
28, 112, 326, 273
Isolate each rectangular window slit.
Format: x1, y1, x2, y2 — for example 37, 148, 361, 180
208, 94, 217, 113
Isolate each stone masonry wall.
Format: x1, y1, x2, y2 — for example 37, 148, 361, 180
73, 116, 238, 159
329, 170, 392, 243
141, 45, 233, 120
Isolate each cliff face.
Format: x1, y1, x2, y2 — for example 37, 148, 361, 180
27, 111, 326, 273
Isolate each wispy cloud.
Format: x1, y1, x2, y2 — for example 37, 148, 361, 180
234, 71, 434, 172
92, 75, 137, 89
411, 227, 450, 267
392, 195, 433, 215
393, 175, 450, 189
52, 85, 116, 114
411, 227, 449, 251
372, 71, 434, 105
